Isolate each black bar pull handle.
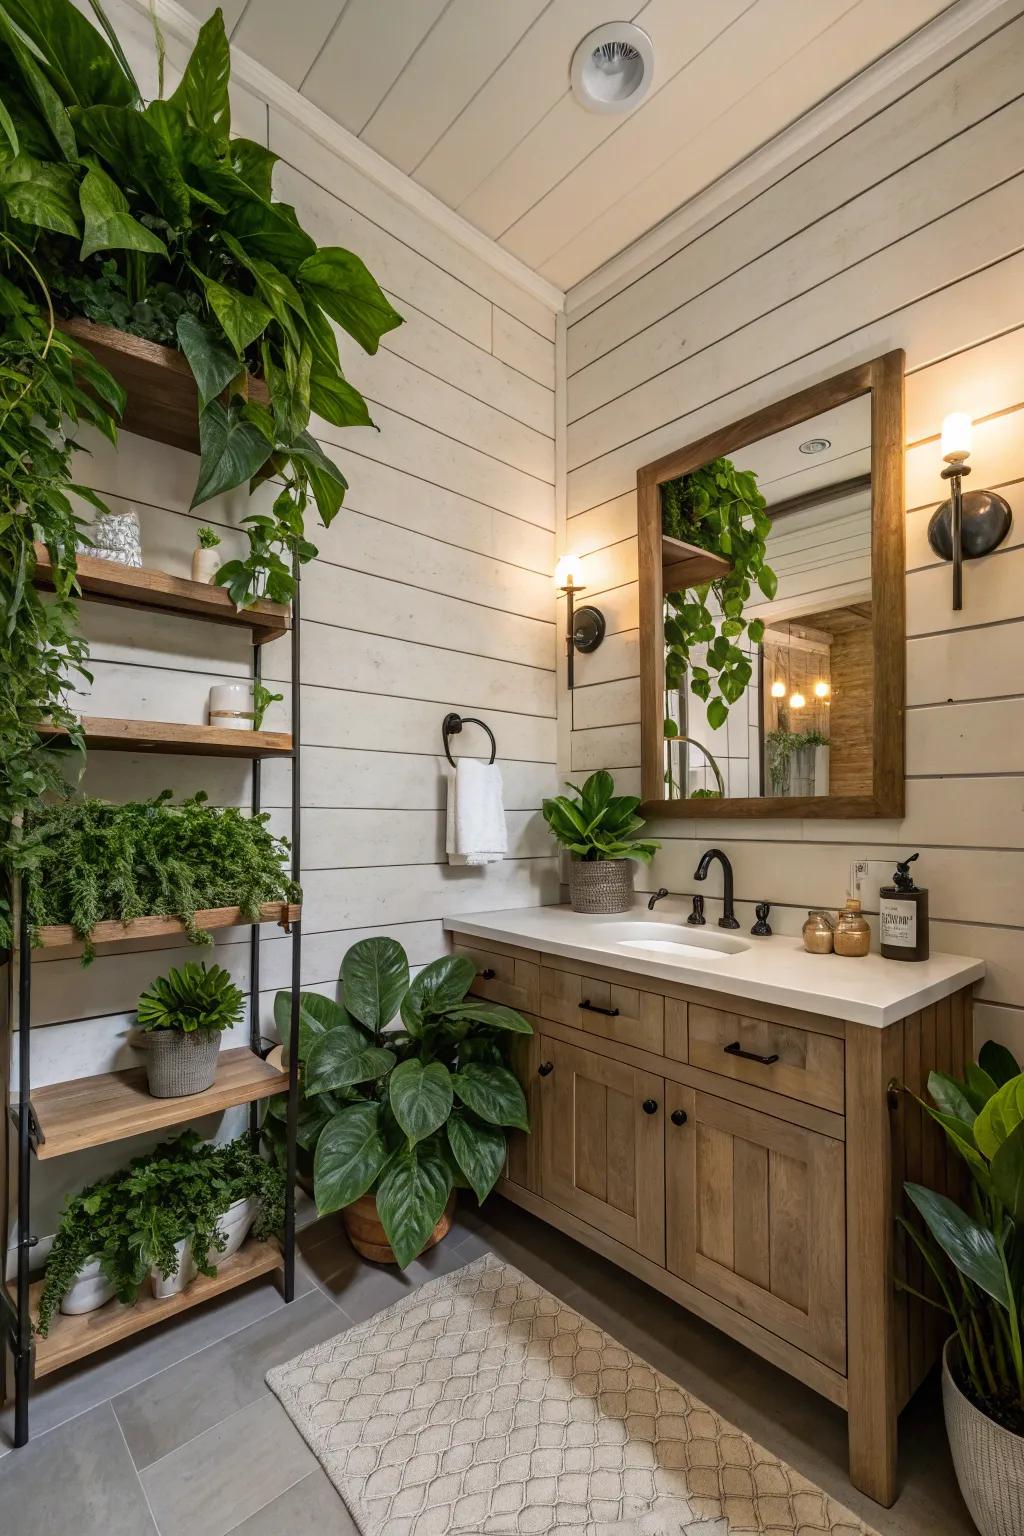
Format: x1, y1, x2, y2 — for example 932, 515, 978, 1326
478, 968, 496, 980
580, 999, 620, 1017
724, 1040, 779, 1066
538, 1061, 554, 1077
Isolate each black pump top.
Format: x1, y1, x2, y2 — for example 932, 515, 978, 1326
892, 852, 920, 892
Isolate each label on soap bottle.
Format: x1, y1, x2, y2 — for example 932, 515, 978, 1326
880, 897, 916, 949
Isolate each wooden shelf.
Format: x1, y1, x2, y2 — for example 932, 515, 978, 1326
36, 902, 300, 952
27, 1049, 288, 1161
34, 544, 289, 645
60, 317, 270, 456
662, 533, 732, 591
22, 1239, 283, 1378
36, 716, 292, 759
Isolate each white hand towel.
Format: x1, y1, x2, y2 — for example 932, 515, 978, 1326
446, 759, 507, 866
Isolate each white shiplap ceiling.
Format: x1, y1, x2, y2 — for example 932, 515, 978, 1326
180, 0, 954, 290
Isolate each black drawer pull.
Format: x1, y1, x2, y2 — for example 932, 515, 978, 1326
478, 968, 496, 980
642, 1098, 658, 1115
724, 1041, 780, 1066
538, 1061, 554, 1077
581, 999, 620, 1017
670, 1109, 688, 1126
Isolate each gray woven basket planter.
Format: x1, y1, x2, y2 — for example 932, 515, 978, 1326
943, 1337, 1024, 1536
147, 1029, 221, 1098
568, 858, 634, 914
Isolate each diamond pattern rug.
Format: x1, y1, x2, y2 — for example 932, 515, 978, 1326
267, 1253, 880, 1535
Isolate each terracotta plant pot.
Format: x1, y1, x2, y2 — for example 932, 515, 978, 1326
342, 1191, 456, 1266
943, 1336, 1024, 1536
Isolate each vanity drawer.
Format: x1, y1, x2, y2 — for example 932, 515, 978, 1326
453, 938, 539, 1014
686, 1004, 844, 1115
540, 965, 664, 1054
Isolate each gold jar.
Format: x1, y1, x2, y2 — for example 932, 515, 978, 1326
834, 897, 871, 957
802, 910, 835, 954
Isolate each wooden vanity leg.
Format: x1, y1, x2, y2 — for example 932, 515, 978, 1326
845, 1020, 903, 1507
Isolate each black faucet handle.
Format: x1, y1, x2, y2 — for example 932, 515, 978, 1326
647, 887, 669, 911
687, 894, 706, 926
751, 902, 772, 937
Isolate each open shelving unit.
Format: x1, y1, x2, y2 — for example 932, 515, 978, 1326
3, 336, 304, 1448
661, 532, 731, 591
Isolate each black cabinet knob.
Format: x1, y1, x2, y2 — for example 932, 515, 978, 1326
642, 1098, 658, 1115
670, 1109, 688, 1126
479, 967, 496, 980
538, 1061, 553, 1077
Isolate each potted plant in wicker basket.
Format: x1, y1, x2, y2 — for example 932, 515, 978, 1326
542, 770, 659, 914
901, 1041, 1024, 1536
137, 962, 243, 1097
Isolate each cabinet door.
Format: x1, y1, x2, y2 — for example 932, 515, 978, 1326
504, 1028, 541, 1193
666, 1088, 846, 1371
540, 1037, 665, 1263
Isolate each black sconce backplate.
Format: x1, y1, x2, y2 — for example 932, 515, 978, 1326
927, 488, 1012, 561
572, 604, 606, 653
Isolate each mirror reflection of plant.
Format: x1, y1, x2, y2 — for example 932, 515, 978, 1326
765, 728, 830, 797
542, 770, 659, 863
270, 937, 533, 1268
661, 456, 777, 731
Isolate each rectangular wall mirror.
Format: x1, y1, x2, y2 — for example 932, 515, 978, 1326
638, 351, 906, 818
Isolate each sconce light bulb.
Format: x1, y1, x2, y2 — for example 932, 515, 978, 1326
941, 411, 972, 463
814, 680, 830, 699
554, 553, 585, 590
789, 691, 806, 710
770, 680, 786, 698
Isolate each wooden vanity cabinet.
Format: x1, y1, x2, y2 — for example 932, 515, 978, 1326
451, 929, 974, 1510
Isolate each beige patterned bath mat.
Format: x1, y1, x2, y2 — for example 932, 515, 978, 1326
267, 1253, 879, 1535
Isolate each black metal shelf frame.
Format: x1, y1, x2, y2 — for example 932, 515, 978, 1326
4, 563, 303, 1447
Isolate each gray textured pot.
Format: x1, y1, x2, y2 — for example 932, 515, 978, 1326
943, 1337, 1024, 1536
146, 1029, 221, 1098
568, 858, 634, 914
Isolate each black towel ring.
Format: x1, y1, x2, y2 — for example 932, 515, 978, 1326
442, 712, 496, 768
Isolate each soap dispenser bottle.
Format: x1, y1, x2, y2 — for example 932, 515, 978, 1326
880, 853, 929, 961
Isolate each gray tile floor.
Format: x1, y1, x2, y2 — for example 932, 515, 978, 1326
0, 1196, 974, 1535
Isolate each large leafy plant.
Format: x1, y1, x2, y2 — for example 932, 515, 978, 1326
902, 1041, 1024, 1433
270, 937, 533, 1268
0, 0, 402, 606
662, 455, 777, 730
542, 769, 659, 864
137, 960, 243, 1034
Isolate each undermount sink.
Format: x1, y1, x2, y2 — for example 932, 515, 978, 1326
596, 920, 749, 961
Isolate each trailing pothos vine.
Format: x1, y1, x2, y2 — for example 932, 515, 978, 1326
661, 455, 778, 731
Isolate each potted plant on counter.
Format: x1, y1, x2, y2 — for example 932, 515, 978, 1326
542, 769, 659, 914
274, 937, 533, 1267
137, 961, 244, 1097
902, 1042, 1024, 1535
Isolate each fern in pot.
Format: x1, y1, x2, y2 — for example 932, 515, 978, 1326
138, 962, 243, 1097
542, 770, 659, 914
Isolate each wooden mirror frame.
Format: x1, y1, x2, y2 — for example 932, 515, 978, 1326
638, 350, 906, 819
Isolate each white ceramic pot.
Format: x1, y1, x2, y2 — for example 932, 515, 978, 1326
943, 1336, 1024, 1536
191, 546, 220, 584
60, 1256, 116, 1316
149, 1197, 258, 1299
218, 1196, 257, 1260
151, 1237, 196, 1300
208, 681, 253, 731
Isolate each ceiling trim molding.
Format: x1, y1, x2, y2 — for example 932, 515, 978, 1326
127, 0, 565, 315
564, 0, 1014, 320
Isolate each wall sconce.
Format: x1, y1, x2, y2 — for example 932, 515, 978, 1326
770, 679, 786, 699
927, 412, 1012, 610
789, 691, 806, 710
555, 554, 605, 690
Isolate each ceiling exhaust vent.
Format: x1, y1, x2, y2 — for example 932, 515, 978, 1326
570, 22, 654, 115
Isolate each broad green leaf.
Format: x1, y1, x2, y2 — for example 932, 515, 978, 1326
176, 313, 239, 410
197, 271, 272, 356
341, 936, 409, 1036
974, 1075, 1024, 1161
191, 400, 272, 507
389, 1059, 453, 1146
304, 1026, 395, 1095
273, 989, 352, 1064
922, 1106, 993, 1195
991, 1120, 1024, 1223
452, 1063, 529, 1131
2, 154, 80, 236
85, 0, 142, 99
226, 198, 316, 271
444, 1000, 533, 1034
287, 431, 347, 525
221, 232, 303, 348
964, 1063, 999, 1112
73, 105, 189, 225
0, 95, 19, 157
927, 1071, 976, 1127
447, 1113, 506, 1205
904, 1183, 1009, 1308
309, 366, 375, 429
79, 161, 166, 258
295, 1094, 338, 1153
264, 339, 312, 443
980, 1041, 1021, 1089
375, 1140, 453, 1268
169, 10, 231, 148
580, 770, 614, 823
313, 1103, 389, 1214
3, 0, 137, 107
706, 696, 729, 730
401, 955, 475, 1033
297, 247, 403, 354
231, 138, 279, 200
0, 8, 76, 161
757, 565, 778, 601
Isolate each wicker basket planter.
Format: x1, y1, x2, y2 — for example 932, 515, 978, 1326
342, 1191, 456, 1266
943, 1337, 1024, 1536
146, 1028, 221, 1098
568, 858, 634, 914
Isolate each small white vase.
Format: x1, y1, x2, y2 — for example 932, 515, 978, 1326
151, 1237, 196, 1300
60, 1256, 116, 1316
218, 1196, 257, 1260
149, 1197, 257, 1299
208, 681, 252, 731
191, 546, 220, 584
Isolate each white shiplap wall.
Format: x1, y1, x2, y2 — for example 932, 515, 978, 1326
561, 8, 1024, 1058
20, 2, 558, 1243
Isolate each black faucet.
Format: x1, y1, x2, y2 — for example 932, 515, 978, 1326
694, 848, 740, 929
647, 887, 669, 911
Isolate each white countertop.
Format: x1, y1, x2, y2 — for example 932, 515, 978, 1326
443, 902, 985, 1028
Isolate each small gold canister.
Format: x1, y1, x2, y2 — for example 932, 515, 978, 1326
802, 910, 836, 954
834, 897, 871, 957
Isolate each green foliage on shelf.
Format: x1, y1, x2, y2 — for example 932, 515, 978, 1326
251, 679, 282, 731
196, 524, 220, 549
35, 1132, 286, 1337
542, 769, 659, 864
662, 455, 777, 730
21, 790, 299, 962
268, 937, 533, 1268
137, 961, 243, 1034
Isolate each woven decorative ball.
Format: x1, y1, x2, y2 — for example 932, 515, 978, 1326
89, 507, 142, 567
